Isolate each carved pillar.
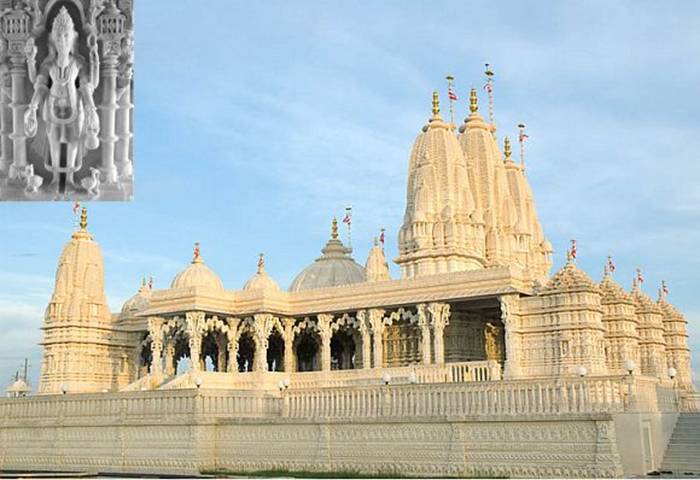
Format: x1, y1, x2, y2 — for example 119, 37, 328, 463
98, 5, 126, 183
0, 67, 11, 174
317, 314, 333, 372
215, 336, 227, 372
164, 339, 175, 376
225, 317, 240, 372
368, 308, 386, 368
147, 317, 164, 376
357, 310, 372, 369
115, 33, 133, 177
283, 318, 295, 373
4, 8, 30, 181
500, 294, 522, 379
252, 314, 275, 372
429, 302, 450, 365
417, 304, 431, 365
186, 312, 204, 373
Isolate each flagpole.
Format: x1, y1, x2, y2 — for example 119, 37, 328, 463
446, 75, 455, 128
517, 123, 526, 170
484, 64, 495, 128
344, 205, 352, 247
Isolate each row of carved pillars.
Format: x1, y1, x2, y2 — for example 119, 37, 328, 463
145, 303, 454, 376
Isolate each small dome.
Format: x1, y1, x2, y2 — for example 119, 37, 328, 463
7, 378, 30, 396
541, 255, 598, 294
171, 243, 224, 290
243, 254, 280, 293
121, 278, 152, 316
290, 219, 366, 292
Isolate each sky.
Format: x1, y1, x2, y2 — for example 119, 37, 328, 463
1, 0, 700, 388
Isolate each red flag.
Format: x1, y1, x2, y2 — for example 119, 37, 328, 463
72, 201, 80, 215
342, 214, 351, 225
519, 131, 529, 143
448, 87, 458, 101
662, 280, 669, 296
379, 229, 385, 245
607, 256, 615, 273
637, 269, 644, 284
483, 82, 493, 94
570, 240, 577, 259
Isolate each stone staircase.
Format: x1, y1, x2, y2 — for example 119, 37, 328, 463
660, 413, 700, 476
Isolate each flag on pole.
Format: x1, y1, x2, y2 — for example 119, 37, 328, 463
519, 131, 529, 143
607, 255, 616, 273
637, 268, 644, 284
483, 82, 493, 94
72, 201, 80, 214
570, 239, 577, 259
448, 87, 458, 101
379, 228, 385, 246
662, 280, 669, 297
342, 212, 351, 226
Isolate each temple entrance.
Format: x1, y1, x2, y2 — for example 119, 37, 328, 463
331, 330, 356, 370
267, 331, 284, 372
444, 300, 505, 364
237, 333, 255, 372
295, 330, 320, 372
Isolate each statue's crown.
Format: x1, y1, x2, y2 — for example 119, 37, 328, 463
52, 7, 75, 35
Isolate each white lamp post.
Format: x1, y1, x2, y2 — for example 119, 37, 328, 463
576, 365, 587, 378
624, 360, 636, 376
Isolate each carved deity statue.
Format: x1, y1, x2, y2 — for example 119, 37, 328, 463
24, 6, 100, 189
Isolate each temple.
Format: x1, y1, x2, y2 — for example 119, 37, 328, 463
1, 86, 698, 478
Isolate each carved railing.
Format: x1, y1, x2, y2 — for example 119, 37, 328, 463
281, 375, 674, 419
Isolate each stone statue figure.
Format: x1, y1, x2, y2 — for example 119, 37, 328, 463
484, 322, 503, 362
24, 6, 100, 189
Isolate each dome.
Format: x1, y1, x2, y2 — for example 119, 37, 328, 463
7, 378, 30, 396
243, 254, 280, 293
600, 271, 635, 305
541, 254, 599, 294
290, 219, 366, 292
170, 243, 224, 290
121, 278, 152, 316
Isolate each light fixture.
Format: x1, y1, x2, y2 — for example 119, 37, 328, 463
60, 383, 68, 395
576, 365, 587, 378
668, 367, 677, 380
283, 378, 290, 389
194, 377, 203, 389
408, 372, 417, 384
382, 373, 391, 385
277, 380, 285, 391
624, 360, 636, 375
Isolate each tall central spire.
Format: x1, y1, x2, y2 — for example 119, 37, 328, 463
396, 92, 485, 278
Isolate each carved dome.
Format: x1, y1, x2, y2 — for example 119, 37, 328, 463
541, 257, 599, 294
600, 272, 635, 305
171, 243, 224, 290
631, 281, 662, 314
120, 279, 152, 316
243, 254, 280, 293
290, 219, 366, 292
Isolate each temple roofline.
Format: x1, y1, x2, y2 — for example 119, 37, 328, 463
135, 264, 533, 319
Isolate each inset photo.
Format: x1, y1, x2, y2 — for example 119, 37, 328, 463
0, 0, 133, 201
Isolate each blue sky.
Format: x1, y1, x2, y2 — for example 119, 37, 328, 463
1, 0, 700, 388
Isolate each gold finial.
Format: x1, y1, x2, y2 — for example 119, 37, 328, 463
432, 91, 440, 116
469, 88, 478, 113
193, 242, 201, 263
331, 218, 339, 240
257, 253, 265, 273
79, 207, 87, 230
504, 137, 512, 159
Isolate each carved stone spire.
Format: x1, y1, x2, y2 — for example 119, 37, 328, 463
366, 237, 391, 282
396, 92, 485, 278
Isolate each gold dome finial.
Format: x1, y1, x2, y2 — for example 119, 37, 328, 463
331, 217, 339, 240
432, 91, 440, 117
504, 137, 512, 159
469, 88, 478, 113
257, 253, 265, 273
79, 207, 88, 230
193, 242, 201, 263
